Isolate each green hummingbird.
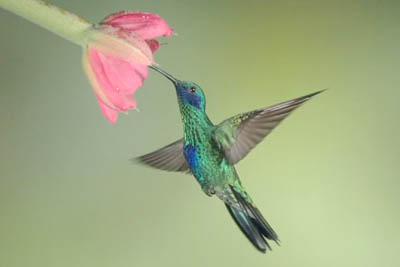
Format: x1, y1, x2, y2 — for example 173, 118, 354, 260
136, 66, 323, 253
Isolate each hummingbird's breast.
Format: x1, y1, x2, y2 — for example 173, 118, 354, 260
180, 109, 238, 195
183, 128, 236, 195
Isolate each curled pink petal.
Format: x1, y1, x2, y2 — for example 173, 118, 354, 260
101, 11, 173, 40
97, 48, 148, 95
88, 47, 139, 111
98, 98, 119, 123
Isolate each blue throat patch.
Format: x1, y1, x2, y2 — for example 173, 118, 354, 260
183, 144, 198, 169
183, 144, 205, 183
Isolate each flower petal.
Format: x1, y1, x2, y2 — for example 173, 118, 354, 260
85, 47, 138, 111
99, 49, 148, 95
101, 11, 173, 40
83, 49, 116, 110
97, 97, 119, 123
90, 25, 154, 66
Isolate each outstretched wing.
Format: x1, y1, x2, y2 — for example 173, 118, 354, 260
214, 90, 324, 165
135, 138, 189, 173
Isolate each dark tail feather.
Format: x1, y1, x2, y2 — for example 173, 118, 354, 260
226, 185, 279, 253
226, 203, 269, 252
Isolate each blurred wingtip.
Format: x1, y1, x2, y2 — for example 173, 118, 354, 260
308, 88, 328, 98
129, 156, 140, 165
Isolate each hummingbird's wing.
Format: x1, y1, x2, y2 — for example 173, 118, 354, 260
135, 139, 189, 173
214, 90, 324, 165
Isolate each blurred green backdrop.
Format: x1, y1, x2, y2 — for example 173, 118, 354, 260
1, 0, 399, 267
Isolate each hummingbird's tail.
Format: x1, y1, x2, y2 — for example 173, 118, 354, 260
225, 185, 279, 253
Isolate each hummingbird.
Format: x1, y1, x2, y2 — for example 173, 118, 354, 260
136, 65, 323, 253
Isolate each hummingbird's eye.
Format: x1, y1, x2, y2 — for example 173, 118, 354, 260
189, 87, 197, 93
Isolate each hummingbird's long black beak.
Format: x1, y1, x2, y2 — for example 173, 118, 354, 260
149, 65, 179, 85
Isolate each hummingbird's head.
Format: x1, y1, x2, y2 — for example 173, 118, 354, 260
174, 81, 205, 110
150, 66, 206, 111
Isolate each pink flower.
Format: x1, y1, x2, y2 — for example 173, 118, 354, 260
82, 12, 173, 123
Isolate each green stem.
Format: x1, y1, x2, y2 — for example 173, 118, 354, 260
0, 0, 93, 46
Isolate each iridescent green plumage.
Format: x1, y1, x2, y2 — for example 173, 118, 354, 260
136, 66, 323, 252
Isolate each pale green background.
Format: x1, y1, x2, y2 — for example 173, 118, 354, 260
0, 0, 399, 267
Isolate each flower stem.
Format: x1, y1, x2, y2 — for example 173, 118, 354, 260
0, 0, 93, 46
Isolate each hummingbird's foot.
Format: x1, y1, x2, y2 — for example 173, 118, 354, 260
201, 185, 216, 196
